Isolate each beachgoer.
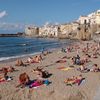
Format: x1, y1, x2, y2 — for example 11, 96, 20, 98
27, 57, 33, 63
7, 66, 15, 72
15, 59, 24, 66
29, 79, 43, 88
0, 68, 12, 81
16, 72, 30, 88
90, 64, 100, 72
35, 55, 42, 62
0, 66, 15, 73
26, 55, 42, 64
75, 54, 81, 65
32, 67, 49, 78
74, 74, 83, 85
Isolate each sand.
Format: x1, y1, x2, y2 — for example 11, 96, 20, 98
0, 40, 100, 100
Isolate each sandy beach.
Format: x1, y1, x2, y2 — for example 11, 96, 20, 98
0, 40, 100, 100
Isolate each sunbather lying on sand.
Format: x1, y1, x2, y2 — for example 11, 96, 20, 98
90, 64, 100, 72
77, 64, 90, 72
64, 76, 76, 86
16, 72, 30, 88
27, 57, 33, 63
29, 79, 43, 88
0, 66, 15, 73
92, 53, 98, 58
27, 55, 42, 63
73, 75, 84, 86
15, 59, 25, 66
0, 68, 12, 82
33, 55, 42, 62
64, 75, 84, 86
32, 67, 50, 78
29, 79, 50, 88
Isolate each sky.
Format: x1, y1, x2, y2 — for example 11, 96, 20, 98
0, 0, 100, 33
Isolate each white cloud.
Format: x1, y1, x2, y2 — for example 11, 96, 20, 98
0, 22, 25, 30
0, 11, 7, 18
0, 22, 36, 32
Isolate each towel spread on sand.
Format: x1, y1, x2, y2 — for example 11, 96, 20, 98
57, 67, 65, 69
0, 79, 6, 83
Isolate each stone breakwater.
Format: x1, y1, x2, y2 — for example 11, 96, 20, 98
0, 33, 23, 37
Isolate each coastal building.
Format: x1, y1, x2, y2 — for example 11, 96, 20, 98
76, 10, 100, 40
25, 26, 39, 36
39, 23, 60, 37
59, 22, 79, 38
77, 24, 91, 40
77, 10, 100, 25
60, 23, 72, 37
71, 22, 79, 32
60, 24, 71, 34
24, 9, 100, 40
77, 16, 90, 24
88, 10, 100, 25
95, 10, 100, 24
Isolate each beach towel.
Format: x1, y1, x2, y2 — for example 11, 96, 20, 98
64, 79, 75, 86
0, 79, 6, 83
29, 80, 43, 88
75, 78, 85, 86
57, 67, 65, 69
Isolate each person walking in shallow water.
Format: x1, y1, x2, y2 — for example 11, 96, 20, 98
41, 47, 45, 54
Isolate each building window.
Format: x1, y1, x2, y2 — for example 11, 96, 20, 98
84, 20, 87, 24
77, 27, 81, 30
97, 12, 100, 14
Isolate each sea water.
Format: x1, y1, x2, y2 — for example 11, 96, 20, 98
0, 37, 75, 61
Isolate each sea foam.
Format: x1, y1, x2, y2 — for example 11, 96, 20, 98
0, 52, 41, 62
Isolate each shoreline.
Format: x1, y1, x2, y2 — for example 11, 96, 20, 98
0, 47, 60, 63
0, 38, 78, 63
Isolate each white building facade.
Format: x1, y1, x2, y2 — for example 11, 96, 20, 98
25, 26, 39, 36
78, 10, 100, 25
78, 16, 90, 24
39, 23, 59, 37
